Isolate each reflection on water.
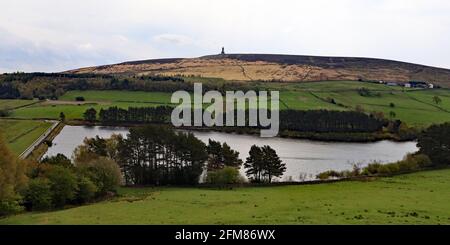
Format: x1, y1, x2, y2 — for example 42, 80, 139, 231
45, 126, 418, 181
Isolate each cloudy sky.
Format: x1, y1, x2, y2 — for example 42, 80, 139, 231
1, 0, 449, 72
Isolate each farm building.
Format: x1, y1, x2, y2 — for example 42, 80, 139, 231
386, 82, 398, 86
408, 81, 429, 88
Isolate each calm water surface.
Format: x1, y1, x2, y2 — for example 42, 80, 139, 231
45, 126, 418, 181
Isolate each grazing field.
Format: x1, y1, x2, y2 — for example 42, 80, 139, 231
0, 99, 37, 110
276, 82, 450, 127
0, 119, 52, 155
3, 81, 450, 126
59, 90, 174, 104
2, 169, 450, 224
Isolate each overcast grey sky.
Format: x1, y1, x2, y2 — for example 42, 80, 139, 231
1, 0, 449, 72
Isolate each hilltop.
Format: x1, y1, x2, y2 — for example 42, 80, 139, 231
68, 53, 450, 87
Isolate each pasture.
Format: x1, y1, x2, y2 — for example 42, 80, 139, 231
2, 169, 450, 224
0, 119, 52, 154
3, 81, 450, 126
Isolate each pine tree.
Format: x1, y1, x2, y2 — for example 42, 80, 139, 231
83, 108, 97, 122
206, 140, 242, 171
261, 145, 286, 183
244, 145, 264, 182
206, 139, 223, 170
221, 143, 243, 168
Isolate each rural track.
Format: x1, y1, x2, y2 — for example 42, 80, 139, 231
18, 120, 60, 159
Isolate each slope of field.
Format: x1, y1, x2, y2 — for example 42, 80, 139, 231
0, 99, 38, 110
68, 54, 450, 87
5, 82, 450, 126
0, 119, 52, 154
2, 169, 450, 224
10, 91, 175, 120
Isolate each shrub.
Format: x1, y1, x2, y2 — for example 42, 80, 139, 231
75, 96, 85, 101
206, 167, 244, 185
0, 109, 11, 117
412, 154, 432, 168
45, 166, 78, 207
76, 157, 122, 194
362, 154, 432, 176
316, 170, 343, 180
0, 200, 23, 216
75, 176, 97, 203
24, 178, 53, 211
41, 154, 72, 168
363, 162, 384, 175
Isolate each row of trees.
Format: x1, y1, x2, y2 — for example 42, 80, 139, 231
117, 126, 208, 185
0, 72, 264, 100
279, 110, 386, 133
0, 73, 188, 99
99, 106, 173, 124
85, 106, 387, 134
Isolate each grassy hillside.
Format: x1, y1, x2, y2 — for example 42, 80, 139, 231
0, 99, 38, 110
10, 91, 175, 120
0, 119, 52, 154
2, 169, 450, 224
5, 81, 450, 126
68, 54, 450, 87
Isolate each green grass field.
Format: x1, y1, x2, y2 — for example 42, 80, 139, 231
59, 90, 174, 104
2, 169, 450, 224
0, 99, 37, 110
4, 81, 450, 126
277, 82, 450, 127
0, 119, 52, 154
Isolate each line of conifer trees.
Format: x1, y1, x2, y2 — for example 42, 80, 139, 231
93, 106, 386, 133
117, 126, 208, 185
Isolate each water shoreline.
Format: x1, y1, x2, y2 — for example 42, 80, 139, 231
65, 119, 415, 143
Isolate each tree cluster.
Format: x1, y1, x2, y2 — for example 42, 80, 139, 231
117, 125, 208, 185
99, 106, 173, 124
244, 145, 286, 183
417, 122, 450, 165
93, 106, 387, 134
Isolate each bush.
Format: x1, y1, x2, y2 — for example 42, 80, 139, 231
205, 167, 244, 185
316, 170, 343, 180
0, 200, 23, 216
41, 154, 72, 168
75, 176, 97, 203
362, 154, 432, 176
363, 162, 383, 175
412, 154, 432, 168
24, 178, 53, 211
45, 166, 78, 207
0, 109, 11, 117
75, 96, 85, 101
76, 157, 122, 194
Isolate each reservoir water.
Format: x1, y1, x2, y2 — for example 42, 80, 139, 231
45, 125, 418, 181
